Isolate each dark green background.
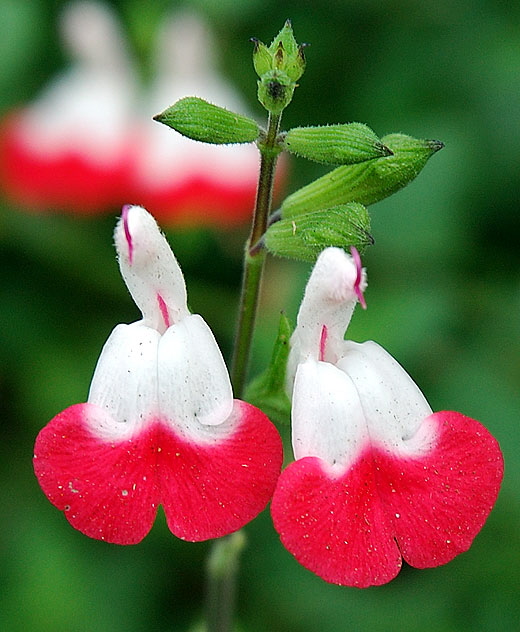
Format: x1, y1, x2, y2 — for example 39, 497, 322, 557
1, 1, 519, 630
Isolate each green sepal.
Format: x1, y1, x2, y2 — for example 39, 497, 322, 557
153, 97, 260, 144
257, 71, 296, 115
269, 20, 306, 82
283, 123, 392, 165
244, 313, 293, 426
251, 38, 272, 77
264, 203, 372, 262
281, 133, 444, 218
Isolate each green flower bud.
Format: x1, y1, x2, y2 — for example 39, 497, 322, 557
252, 20, 306, 114
283, 123, 392, 165
153, 97, 260, 144
281, 134, 444, 219
257, 70, 296, 115
244, 313, 293, 427
265, 203, 372, 262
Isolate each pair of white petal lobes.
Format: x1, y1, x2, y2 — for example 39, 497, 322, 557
87, 314, 233, 442
292, 340, 435, 474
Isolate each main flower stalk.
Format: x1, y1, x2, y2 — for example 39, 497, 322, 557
231, 112, 282, 396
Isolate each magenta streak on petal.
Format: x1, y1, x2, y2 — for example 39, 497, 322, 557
122, 205, 134, 264
157, 293, 171, 329
319, 325, 328, 362
350, 246, 367, 310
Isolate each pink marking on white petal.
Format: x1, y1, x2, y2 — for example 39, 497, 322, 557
34, 400, 283, 544
121, 204, 134, 264
271, 411, 503, 587
319, 325, 328, 362
156, 293, 171, 329
350, 246, 366, 310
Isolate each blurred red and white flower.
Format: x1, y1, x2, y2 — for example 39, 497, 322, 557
0, 2, 266, 226
33, 205, 282, 544
271, 247, 503, 587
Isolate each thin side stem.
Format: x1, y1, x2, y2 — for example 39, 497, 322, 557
205, 532, 246, 632
231, 112, 282, 397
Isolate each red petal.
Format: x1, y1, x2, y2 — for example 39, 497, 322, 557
377, 411, 504, 569
0, 114, 132, 214
271, 412, 503, 587
34, 403, 160, 544
272, 456, 403, 587
34, 401, 283, 544
160, 400, 283, 541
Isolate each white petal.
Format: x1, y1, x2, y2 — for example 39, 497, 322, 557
292, 359, 367, 472
336, 340, 435, 456
288, 248, 365, 387
114, 206, 189, 332
88, 322, 160, 440
158, 314, 233, 439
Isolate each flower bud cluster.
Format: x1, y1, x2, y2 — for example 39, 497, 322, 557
252, 20, 307, 115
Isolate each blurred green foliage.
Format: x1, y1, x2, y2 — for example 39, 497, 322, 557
1, 1, 519, 631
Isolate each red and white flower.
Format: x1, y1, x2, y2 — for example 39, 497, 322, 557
33, 205, 283, 544
271, 247, 503, 587
0, 1, 136, 213
129, 10, 263, 226
0, 3, 266, 225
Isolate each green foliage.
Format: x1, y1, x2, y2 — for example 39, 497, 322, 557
264, 203, 372, 262
283, 123, 392, 165
153, 97, 260, 144
281, 134, 444, 218
245, 313, 292, 426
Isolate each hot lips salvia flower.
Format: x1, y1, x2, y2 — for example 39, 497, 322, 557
0, 2, 262, 226
33, 205, 283, 544
271, 247, 503, 587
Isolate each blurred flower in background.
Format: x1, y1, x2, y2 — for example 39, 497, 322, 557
0, 1, 263, 226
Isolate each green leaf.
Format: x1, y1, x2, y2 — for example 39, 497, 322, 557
245, 313, 293, 426
281, 133, 444, 218
153, 97, 260, 144
264, 203, 372, 262
283, 123, 392, 165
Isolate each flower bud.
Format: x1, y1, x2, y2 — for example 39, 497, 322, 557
154, 97, 260, 144
281, 134, 444, 219
264, 203, 372, 262
283, 123, 392, 165
252, 20, 306, 114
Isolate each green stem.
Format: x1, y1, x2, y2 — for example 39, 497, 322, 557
205, 532, 246, 632
231, 112, 282, 397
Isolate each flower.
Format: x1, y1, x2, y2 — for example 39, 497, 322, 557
271, 247, 503, 587
129, 10, 264, 226
0, 3, 266, 226
0, 1, 136, 213
33, 205, 283, 544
